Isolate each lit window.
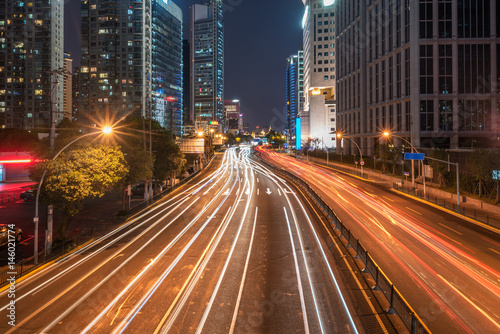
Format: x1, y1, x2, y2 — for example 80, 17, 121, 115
90, 67, 97, 72
35, 90, 42, 95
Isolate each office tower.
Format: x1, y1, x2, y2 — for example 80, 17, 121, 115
182, 39, 191, 129
63, 52, 73, 121
72, 67, 82, 123
80, 0, 153, 126
286, 52, 304, 149
152, 0, 183, 137
190, 0, 224, 132
0, 0, 64, 129
224, 99, 240, 134
300, 0, 337, 149
336, 0, 500, 154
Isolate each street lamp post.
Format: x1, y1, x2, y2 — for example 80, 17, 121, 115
335, 133, 364, 178
33, 127, 112, 264
383, 132, 426, 196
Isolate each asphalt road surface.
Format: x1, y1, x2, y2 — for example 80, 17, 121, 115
0, 148, 395, 333
257, 147, 500, 334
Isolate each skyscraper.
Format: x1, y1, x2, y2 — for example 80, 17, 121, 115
286, 52, 304, 150
80, 0, 153, 126
190, 0, 224, 132
336, 0, 500, 154
63, 52, 73, 121
301, 0, 337, 149
0, 0, 64, 129
152, 0, 183, 137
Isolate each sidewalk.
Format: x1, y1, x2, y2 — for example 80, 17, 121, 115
295, 154, 500, 231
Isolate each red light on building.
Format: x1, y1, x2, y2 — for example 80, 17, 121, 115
0, 159, 32, 164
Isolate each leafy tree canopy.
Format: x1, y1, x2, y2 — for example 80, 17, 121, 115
31, 145, 129, 217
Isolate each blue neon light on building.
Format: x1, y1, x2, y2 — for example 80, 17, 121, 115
296, 118, 301, 150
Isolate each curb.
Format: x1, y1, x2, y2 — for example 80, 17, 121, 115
392, 188, 500, 235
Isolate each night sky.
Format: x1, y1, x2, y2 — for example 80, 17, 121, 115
64, 0, 305, 131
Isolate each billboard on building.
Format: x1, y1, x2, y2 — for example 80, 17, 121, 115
180, 138, 205, 154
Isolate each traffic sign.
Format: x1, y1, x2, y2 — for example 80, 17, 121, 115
404, 153, 425, 160
360, 161, 365, 166
355, 161, 359, 165
404, 171, 410, 176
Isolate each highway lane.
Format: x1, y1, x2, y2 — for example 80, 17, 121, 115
0, 148, 382, 333
257, 147, 500, 334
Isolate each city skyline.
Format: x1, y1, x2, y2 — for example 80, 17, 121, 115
64, 0, 305, 130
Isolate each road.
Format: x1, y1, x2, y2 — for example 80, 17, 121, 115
0, 148, 392, 333
257, 147, 500, 334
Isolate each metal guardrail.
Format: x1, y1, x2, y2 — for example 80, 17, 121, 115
258, 157, 430, 334
393, 183, 500, 229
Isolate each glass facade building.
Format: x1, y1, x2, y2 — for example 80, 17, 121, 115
152, 0, 183, 137
286, 52, 304, 149
190, 0, 224, 132
0, 0, 64, 129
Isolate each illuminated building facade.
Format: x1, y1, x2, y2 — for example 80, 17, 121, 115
301, 0, 337, 149
336, 0, 500, 153
152, 0, 183, 137
224, 99, 241, 134
286, 52, 304, 149
190, 0, 224, 132
0, 0, 64, 129
80, 0, 153, 125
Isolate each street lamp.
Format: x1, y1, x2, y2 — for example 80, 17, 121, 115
33, 126, 113, 264
383, 131, 425, 195
335, 132, 364, 177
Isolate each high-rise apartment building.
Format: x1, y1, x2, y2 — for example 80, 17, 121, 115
286, 52, 304, 149
63, 52, 73, 120
336, 0, 500, 154
152, 0, 183, 136
300, 0, 337, 149
224, 99, 241, 134
190, 0, 224, 132
80, 0, 153, 126
0, 0, 64, 129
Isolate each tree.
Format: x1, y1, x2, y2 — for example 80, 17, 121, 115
467, 150, 500, 197
153, 134, 186, 182
30, 145, 128, 238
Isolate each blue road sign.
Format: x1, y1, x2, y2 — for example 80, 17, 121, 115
404, 153, 425, 160
404, 171, 410, 176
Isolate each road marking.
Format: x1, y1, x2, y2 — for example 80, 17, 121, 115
257, 188, 260, 195
438, 274, 500, 331
406, 207, 422, 216
382, 196, 394, 202
257, 178, 259, 183
489, 248, 500, 256
283, 208, 310, 333
278, 188, 281, 196
438, 223, 463, 235
266, 188, 272, 195
229, 207, 258, 333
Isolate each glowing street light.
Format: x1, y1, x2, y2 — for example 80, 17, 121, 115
382, 131, 424, 194
33, 126, 113, 264
334, 132, 364, 177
